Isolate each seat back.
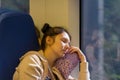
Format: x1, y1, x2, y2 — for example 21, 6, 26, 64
0, 8, 40, 80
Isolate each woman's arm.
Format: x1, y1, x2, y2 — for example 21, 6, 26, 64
13, 52, 48, 80
78, 62, 90, 80
67, 46, 91, 80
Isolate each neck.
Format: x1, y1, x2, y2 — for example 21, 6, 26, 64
43, 48, 57, 67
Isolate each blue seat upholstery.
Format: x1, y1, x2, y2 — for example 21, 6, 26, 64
0, 9, 40, 80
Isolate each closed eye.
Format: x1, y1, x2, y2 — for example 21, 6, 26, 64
61, 38, 68, 43
61, 38, 70, 46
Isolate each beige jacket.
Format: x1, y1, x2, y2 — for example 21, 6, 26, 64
13, 51, 90, 80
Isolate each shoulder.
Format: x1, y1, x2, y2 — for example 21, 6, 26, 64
20, 50, 45, 61
14, 51, 47, 80
19, 50, 47, 67
15, 50, 48, 74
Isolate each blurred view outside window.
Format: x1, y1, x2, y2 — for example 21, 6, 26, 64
81, 0, 120, 80
0, 0, 29, 13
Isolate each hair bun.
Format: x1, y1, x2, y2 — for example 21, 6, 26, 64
41, 23, 51, 34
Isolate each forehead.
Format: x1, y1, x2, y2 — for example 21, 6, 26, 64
56, 32, 70, 41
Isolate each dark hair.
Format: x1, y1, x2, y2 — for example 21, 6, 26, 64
41, 23, 71, 51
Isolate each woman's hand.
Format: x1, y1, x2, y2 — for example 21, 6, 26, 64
67, 46, 87, 62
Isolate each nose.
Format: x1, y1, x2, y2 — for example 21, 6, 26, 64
65, 43, 70, 50
64, 43, 70, 54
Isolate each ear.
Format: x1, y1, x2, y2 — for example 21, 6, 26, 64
46, 36, 54, 45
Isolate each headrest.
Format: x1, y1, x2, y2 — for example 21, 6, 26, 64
0, 8, 40, 80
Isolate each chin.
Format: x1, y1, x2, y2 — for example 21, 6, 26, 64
57, 52, 65, 58
58, 54, 64, 58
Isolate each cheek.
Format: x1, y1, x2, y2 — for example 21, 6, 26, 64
55, 42, 64, 50
61, 42, 67, 49
52, 41, 62, 49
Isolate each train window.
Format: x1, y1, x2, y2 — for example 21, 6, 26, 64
81, 0, 120, 80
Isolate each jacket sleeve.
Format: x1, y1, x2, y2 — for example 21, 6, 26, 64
14, 54, 46, 80
78, 62, 91, 80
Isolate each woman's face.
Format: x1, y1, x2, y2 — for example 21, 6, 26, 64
50, 32, 70, 58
